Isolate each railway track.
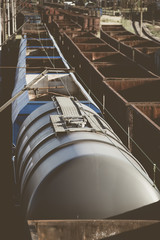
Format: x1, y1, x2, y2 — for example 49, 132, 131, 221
144, 20, 160, 27
142, 23, 160, 44
131, 20, 160, 44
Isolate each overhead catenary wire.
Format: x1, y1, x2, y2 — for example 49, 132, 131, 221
0, 16, 73, 111
0, 69, 48, 113
0, 66, 75, 71
36, 23, 56, 68
35, 22, 72, 97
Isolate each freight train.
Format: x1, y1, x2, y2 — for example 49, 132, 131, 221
12, 9, 160, 228
15, 95, 160, 220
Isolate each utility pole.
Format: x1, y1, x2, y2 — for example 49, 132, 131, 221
7, 0, 11, 37
0, 5, 2, 85
140, 0, 143, 37
0, 6, 2, 50
11, 0, 14, 34
2, 0, 6, 42
14, 0, 17, 32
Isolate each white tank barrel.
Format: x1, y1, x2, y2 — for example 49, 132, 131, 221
15, 97, 160, 220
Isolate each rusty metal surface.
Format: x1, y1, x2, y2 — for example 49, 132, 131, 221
101, 24, 160, 74
40, 4, 100, 32
135, 102, 160, 122
28, 219, 160, 240
40, 4, 100, 31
